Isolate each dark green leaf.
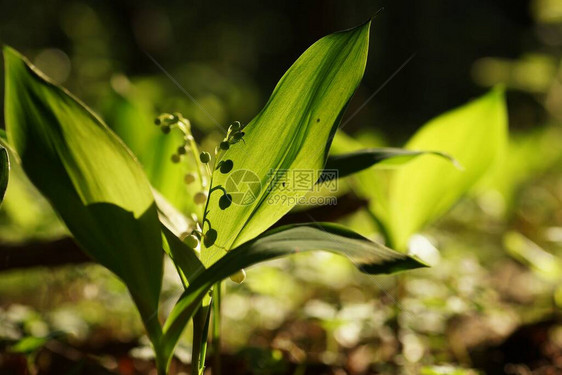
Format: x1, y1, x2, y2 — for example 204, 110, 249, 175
161, 222, 425, 359
0, 144, 9, 205
3, 46, 163, 340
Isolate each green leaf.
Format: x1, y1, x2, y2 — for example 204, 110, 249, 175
202, 22, 371, 265
10, 332, 65, 354
375, 88, 508, 249
153, 188, 193, 238
3, 46, 163, 339
161, 222, 426, 359
0, 132, 64, 239
162, 225, 204, 286
102, 89, 203, 217
503, 231, 562, 282
0, 143, 9, 205
322, 148, 460, 180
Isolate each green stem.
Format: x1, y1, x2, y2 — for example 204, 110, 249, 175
155, 353, 167, 375
177, 119, 206, 189
212, 282, 222, 375
192, 301, 212, 375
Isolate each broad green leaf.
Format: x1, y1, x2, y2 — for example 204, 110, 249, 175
3, 46, 163, 339
161, 222, 426, 359
203, 22, 371, 265
0, 144, 8, 205
322, 148, 460, 180
380, 88, 508, 249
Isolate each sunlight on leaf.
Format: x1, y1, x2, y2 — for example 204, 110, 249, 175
381, 87, 507, 250
3, 46, 164, 340
203, 22, 371, 266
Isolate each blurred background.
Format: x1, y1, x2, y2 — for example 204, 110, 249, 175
1, 0, 562, 374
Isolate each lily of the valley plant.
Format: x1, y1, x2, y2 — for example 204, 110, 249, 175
0, 21, 448, 374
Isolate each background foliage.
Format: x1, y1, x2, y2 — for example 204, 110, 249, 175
1, 1, 562, 374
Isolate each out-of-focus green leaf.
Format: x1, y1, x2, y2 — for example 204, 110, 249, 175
10, 336, 48, 354
477, 125, 562, 216
504, 231, 562, 282
101, 89, 203, 217
10, 332, 65, 354
3, 46, 163, 339
322, 148, 459, 180
0, 132, 64, 240
161, 222, 426, 359
374, 88, 507, 249
0, 144, 9, 205
203, 22, 371, 265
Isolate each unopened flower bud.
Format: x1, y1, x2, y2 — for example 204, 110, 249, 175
185, 234, 199, 249
177, 145, 188, 155
184, 173, 196, 184
161, 125, 171, 134
230, 131, 245, 143
199, 152, 211, 163
230, 269, 246, 284
171, 154, 181, 163
194, 191, 208, 205
219, 141, 230, 151
229, 121, 241, 132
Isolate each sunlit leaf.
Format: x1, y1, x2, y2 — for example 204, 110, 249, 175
322, 147, 459, 180
372, 88, 507, 249
203, 22, 371, 265
161, 222, 426, 359
3, 46, 163, 339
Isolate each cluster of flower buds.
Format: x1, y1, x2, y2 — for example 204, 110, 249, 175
154, 112, 189, 133
154, 112, 196, 164
218, 121, 245, 151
